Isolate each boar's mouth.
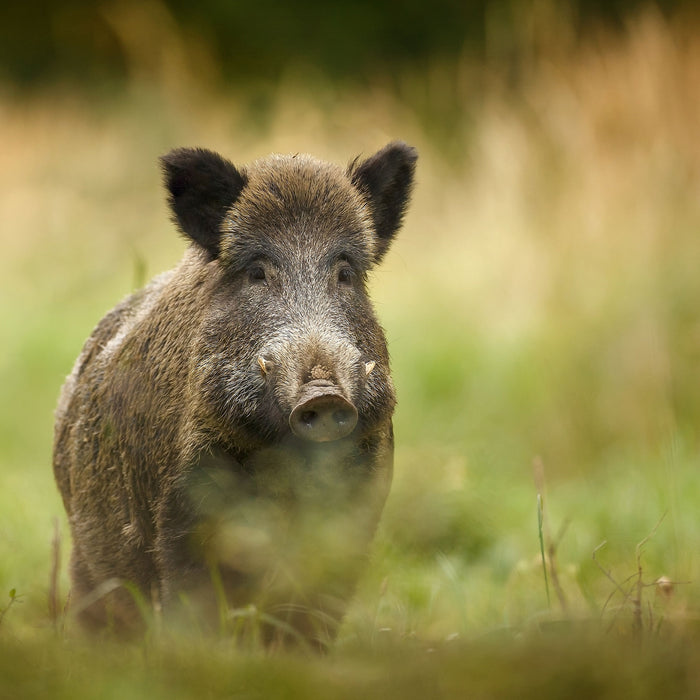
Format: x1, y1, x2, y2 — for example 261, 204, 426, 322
289, 380, 358, 443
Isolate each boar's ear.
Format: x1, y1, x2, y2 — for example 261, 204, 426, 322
160, 148, 247, 259
349, 141, 417, 263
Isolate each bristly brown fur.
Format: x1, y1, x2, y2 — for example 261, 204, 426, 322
53, 143, 417, 648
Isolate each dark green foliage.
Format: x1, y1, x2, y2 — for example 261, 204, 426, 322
1, 0, 696, 88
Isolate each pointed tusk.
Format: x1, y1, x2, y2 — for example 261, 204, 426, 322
258, 357, 268, 376
364, 361, 376, 376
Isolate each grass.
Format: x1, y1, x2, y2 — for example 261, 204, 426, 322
2, 7, 700, 696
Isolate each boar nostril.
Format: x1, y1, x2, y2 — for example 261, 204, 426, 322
301, 410, 316, 425
333, 409, 353, 425
290, 390, 358, 442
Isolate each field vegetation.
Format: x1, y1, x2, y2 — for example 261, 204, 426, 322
2, 5, 700, 696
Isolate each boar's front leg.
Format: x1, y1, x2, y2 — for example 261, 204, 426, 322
153, 430, 393, 649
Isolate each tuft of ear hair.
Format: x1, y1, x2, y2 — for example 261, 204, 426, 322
349, 141, 418, 264
160, 148, 247, 259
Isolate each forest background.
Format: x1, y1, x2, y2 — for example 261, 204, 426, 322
2, 0, 700, 696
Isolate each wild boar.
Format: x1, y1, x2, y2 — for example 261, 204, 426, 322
53, 142, 417, 648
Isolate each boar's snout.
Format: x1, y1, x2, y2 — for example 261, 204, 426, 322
289, 380, 358, 442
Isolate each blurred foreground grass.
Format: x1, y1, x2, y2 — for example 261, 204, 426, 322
2, 9, 700, 697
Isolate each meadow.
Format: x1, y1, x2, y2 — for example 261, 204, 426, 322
2, 8, 700, 697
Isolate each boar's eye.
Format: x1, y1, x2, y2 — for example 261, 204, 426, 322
248, 265, 267, 284
337, 265, 355, 286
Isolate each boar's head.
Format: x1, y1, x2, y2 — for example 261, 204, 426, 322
161, 143, 417, 455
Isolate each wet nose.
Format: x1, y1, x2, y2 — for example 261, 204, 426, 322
290, 384, 358, 442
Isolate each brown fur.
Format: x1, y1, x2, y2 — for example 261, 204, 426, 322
53, 143, 417, 648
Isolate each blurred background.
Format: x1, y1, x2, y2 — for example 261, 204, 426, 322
1, 0, 700, 646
